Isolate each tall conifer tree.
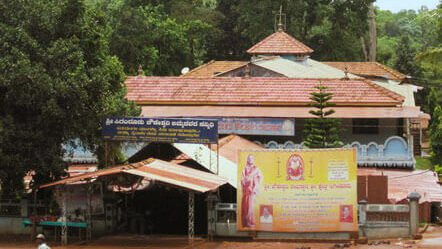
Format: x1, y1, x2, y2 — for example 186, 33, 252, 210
430, 105, 442, 169
303, 84, 342, 148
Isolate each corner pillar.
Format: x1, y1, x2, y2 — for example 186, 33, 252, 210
407, 192, 421, 237
358, 200, 368, 237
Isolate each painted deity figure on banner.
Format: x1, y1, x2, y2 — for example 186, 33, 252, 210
241, 154, 263, 228
286, 154, 304, 180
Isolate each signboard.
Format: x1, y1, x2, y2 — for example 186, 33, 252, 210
237, 148, 357, 232
103, 117, 218, 144
218, 118, 294, 136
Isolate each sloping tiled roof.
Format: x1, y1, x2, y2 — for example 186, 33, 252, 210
247, 30, 313, 55
125, 76, 404, 106
216, 135, 264, 163
182, 60, 248, 77
323, 62, 407, 81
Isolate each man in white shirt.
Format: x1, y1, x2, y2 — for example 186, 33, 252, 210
36, 234, 51, 249
260, 206, 273, 224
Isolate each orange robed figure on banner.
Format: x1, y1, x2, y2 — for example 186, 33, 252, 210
241, 154, 263, 228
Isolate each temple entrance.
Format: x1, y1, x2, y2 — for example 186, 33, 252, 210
122, 185, 207, 236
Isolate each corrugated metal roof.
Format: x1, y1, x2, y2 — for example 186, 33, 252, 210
374, 81, 416, 107
170, 135, 263, 188
358, 168, 442, 203
173, 143, 238, 188
125, 77, 404, 106
182, 60, 247, 77
140, 106, 424, 119
323, 62, 407, 81
247, 30, 313, 54
126, 159, 227, 192
40, 159, 227, 193
253, 57, 360, 79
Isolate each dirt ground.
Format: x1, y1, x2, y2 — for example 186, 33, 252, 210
0, 226, 441, 249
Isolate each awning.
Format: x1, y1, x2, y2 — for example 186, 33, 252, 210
40, 158, 227, 193
141, 106, 424, 119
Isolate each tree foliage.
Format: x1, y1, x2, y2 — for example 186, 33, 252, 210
208, 0, 374, 61
377, 4, 442, 112
303, 84, 342, 148
0, 0, 137, 196
91, 0, 219, 75
430, 105, 442, 173
394, 36, 421, 77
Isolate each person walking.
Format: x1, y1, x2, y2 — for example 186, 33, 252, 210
36, 234, 51, 249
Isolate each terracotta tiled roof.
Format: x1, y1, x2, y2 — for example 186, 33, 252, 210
215, 135, 264, 163
125, 76, 404, 106
247, 30, 313, 55
323, 62, 407, 81
182, 60, 248, 77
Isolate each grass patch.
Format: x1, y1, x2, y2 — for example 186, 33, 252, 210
415, 156, 433, 170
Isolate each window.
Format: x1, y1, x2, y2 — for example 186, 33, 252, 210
352, 119, 379, 134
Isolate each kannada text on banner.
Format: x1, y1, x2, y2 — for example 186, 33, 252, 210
218, 118, 295, 136
102, 117, 218, 144
237, 149, 357, 232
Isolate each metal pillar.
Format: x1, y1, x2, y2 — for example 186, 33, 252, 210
60, 185, 68, 246
188, 192, 195, 241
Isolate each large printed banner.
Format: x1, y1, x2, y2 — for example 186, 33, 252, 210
218, 118, 295, 136
237, 149, 357, 232
102, 117, 218, 144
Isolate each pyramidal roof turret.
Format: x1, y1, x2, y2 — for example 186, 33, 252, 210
246, 30, 314, 55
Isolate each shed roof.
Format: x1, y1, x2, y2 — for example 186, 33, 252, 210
323, 62, 407, 82
247, 30, 313, 55
40, 158, 227, 193
358, 168, 442, 203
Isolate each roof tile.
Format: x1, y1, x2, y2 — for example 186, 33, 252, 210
125, 77, 404, 106
182, 60, 248, 77
247, 30, 313, 55
323, 62, 407, 81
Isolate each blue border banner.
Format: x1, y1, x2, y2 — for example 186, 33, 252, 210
102, 117, 218, 144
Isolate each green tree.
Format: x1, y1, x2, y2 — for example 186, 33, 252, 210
0, 0, 137, 196
430, 105, 442, 172
93, 0, 220, 75
303, 84, 342, 148
393, 36, 421, 76
209, 0, 374, 61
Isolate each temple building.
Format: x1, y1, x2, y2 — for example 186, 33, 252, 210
125, 28, 429, 168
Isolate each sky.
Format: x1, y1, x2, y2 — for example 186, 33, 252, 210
375, 0, 439, 12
